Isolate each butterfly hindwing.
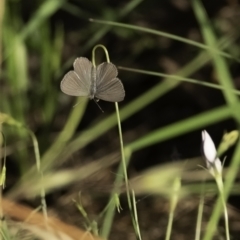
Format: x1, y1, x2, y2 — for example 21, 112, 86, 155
95, 77, 125, 102
96, 62, 125, 102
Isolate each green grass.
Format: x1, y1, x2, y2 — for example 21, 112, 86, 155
1, 0, 240, 239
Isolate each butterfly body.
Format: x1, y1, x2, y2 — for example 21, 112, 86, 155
89, 66, 97, 100
61, 57, 125, 102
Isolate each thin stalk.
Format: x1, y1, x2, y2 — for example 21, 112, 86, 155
132, 190, 142, 240
0, 0, 5, 66
0, 131, 5, 239
216, 178, 230, 240
28, 130, 48, 221
115, 103, 132, 212
165, 209, 174, 240
195, 185, 205, 240
118, 66, 240, 96
165, 177, 181, 240
89, 18, 239, 63
115, 102, 139, 237
100, 149, 132, 238
92, 45, 138, 237
92, 45, 131, 209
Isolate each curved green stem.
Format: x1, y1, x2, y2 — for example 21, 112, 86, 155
92, 44, 110, 65
92, 44, 138, 237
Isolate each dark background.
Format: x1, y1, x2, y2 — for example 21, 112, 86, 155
3, 0, 240, 239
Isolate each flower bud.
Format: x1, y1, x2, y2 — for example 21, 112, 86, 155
202, 130, 222, 176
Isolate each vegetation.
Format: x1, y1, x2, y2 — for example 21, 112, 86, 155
1, 0, 240, 239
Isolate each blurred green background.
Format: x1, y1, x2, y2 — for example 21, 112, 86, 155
1, 0, 240, 239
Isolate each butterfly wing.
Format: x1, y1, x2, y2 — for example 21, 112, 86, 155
95, 62, 125, 102
60, 57, 92, 97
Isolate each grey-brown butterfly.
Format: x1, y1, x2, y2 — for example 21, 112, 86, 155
60, 57, 125, 102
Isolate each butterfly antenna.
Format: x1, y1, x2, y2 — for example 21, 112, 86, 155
93, 99, 104, 113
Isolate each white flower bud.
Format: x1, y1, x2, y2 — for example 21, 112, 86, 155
202, 130, 222, 176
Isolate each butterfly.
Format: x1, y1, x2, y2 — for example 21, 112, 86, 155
60, 57, 125, 102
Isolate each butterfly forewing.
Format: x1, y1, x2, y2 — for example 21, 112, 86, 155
73, 57, 93, 92
73, 57, 92, 86
61, 71, 89, 96
60, 57, 92, 97
96, 62, 118, 88
96, 62, 125, 102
